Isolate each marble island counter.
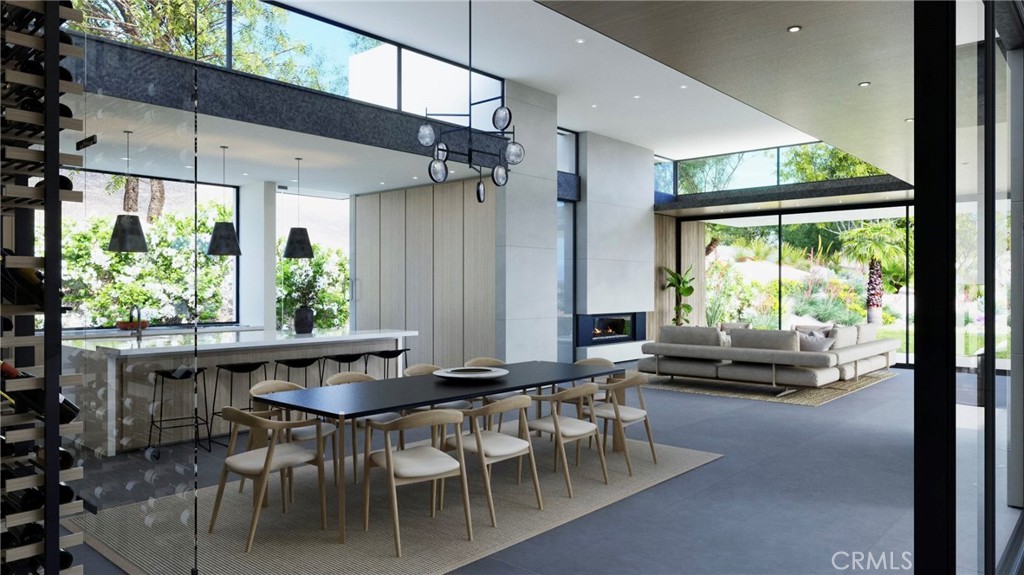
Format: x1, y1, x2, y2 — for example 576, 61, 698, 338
62, 328, 417, 456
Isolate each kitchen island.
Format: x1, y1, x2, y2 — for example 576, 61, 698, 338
62, 328, 417, 455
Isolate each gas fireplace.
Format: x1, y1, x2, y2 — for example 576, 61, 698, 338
576, 313, 646, 347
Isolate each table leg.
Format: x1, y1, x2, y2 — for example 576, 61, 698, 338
337, 411, 346, 543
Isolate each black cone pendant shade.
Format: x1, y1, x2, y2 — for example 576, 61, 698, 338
107, 214, 148, 252
207, 222, 242, 256
283, 227, 313, 259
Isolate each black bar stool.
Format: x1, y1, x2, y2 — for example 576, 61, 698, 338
210, 361, 268, 443
367, 348, 410, 379
273, 357, 321, 387
147, 367, 210, 459
319, 352, 365, 384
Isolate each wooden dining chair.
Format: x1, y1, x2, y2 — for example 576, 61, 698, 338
467, 357, 520, 431
404, 364, 473, 410
583, 373, 657, 476
527, 382, 609, 498
362, 409, 473, 557
209, 407, 327, 552
250, 380, 338, 486
324, 371, 402, 483
447, 394, 542, 527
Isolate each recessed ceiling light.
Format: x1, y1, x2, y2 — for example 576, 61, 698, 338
591, 104, 598, 108
380, 181, 386, 185
120, 156, 129, 161
290, 179, 298, 182
242, 172, 248, 176
905, 117, 914, 123
633, 95, 640, 99
858, 81, 871, 87
412, 176, 418, 180
575, 38, 585, 44
787, 25, 802, 33
680, 85, 688, 89
185, 165, 192, 169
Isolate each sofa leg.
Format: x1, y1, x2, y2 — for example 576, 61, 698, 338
775, 387, 798, 398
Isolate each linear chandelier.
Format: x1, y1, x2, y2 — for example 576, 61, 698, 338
416, 0, 524, 203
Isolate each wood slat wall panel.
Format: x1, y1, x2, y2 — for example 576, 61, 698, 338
432, 181, 465, 368
379, 190, 406, 331
462, 180, 497, 361
679, 220, 706, 327
354, 194, 381, 330
404, 186, 434, 366
651, 214, 678, 339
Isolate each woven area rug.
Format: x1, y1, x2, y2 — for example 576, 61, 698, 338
643, 369, 898, 407
67, 438, 719, 575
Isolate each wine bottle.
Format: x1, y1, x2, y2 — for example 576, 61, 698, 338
1, 462, 35, 488
0, 529, 21, 549
12, 522, 45, 545
0, 374, 80, 424
2, 487, 44, 513
33, 445, 75, 470
59, 548, 74, 570
58, 481, 76, 504
34, 175, 74, 191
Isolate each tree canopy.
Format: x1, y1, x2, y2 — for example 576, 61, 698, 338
779, 143, 885, 182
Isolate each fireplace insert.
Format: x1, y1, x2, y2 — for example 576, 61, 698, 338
576, 313, 645, 347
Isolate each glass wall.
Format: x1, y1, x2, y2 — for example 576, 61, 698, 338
700, 207, 914, 362
51, 171, 237, 329
673, 142, 884, 195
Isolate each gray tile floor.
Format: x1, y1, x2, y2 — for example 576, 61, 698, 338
71, 369, 918, 574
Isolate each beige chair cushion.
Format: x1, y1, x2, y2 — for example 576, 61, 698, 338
449, 430, 529, 458
291, 422, 336, 442
356, 411, 402, 427
527, 415, 597, 439
432, 400, 474, 410
484, 390, 522, 402
225, 443, 316, 476
585, 403, 647, 423
370, 445, 459, 478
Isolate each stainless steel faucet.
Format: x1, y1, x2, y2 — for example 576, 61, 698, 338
128, 304, 143, 341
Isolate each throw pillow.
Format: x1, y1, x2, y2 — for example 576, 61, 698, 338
828, 325, 859, 348
719, 321, 752, 334
798, 332, 835, 352
856, 323, 878, 343
792, 323, 833, 335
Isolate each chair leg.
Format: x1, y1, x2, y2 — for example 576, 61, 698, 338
280, 469, 288, 512
387, 471, 402, 557
351, 420, 358, 484
245, 472, 271, 552
555, 436, 573, 498
527, 445, 543, 511
208, 466, 230, 532
479, 454, 496, 527
459, 467, 473, 542
618, 419, 634, 476
316, 459, 327, 529
644, 417, 658, 464
594, 432, 610, 485
363, 435, 373, 531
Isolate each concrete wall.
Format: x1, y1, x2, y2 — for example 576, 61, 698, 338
577, 132, 654, 315
495, 81, 559, 362
237, 181, 276, 334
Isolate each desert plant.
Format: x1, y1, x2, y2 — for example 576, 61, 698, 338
838, 220, 906, 323
748, 237, 775, 262
780, 242, 808, 269
663, 265, 695, 325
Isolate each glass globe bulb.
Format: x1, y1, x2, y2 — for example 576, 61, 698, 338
492, 106, 512, 130
476, 180, 486, 203
491, 165, 508, 187
505, 141, 525, 165
434, 142, 449, 161
418, 123, 435, 147
429, 159, 449, 183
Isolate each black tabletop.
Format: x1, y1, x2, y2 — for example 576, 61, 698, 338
259, 360, 624, 419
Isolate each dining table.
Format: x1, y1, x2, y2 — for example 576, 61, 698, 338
258, 359, 625, 542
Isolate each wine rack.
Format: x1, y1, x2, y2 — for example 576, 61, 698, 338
2, 0, 85, 573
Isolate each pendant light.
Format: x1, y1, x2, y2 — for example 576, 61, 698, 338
207, 145, 242, 256
107, 130, 148, 252
283, 157, 313, 259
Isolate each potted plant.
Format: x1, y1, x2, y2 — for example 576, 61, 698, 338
663, 265, 695, 325
290, 263, 317, 334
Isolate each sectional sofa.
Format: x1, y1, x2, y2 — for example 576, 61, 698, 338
637, 325, 900, 396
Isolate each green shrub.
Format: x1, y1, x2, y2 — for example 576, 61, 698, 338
275, 239, 350, 330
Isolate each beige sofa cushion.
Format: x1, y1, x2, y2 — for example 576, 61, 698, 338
716, 363, 840, 387
828, 326, 859, 348
660, 326, 723, 346
798, 332, 835, 352
718, 321, 751, 334
730, 329, 799, 351
792, 323, 833, 335
856, 323, 878, 343
637, 356, 722, 378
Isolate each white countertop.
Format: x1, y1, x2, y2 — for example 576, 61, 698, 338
62, 328, 417, 358
60, 324, 264, 340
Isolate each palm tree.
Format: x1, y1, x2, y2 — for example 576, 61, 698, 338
838, 221, 906, 324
